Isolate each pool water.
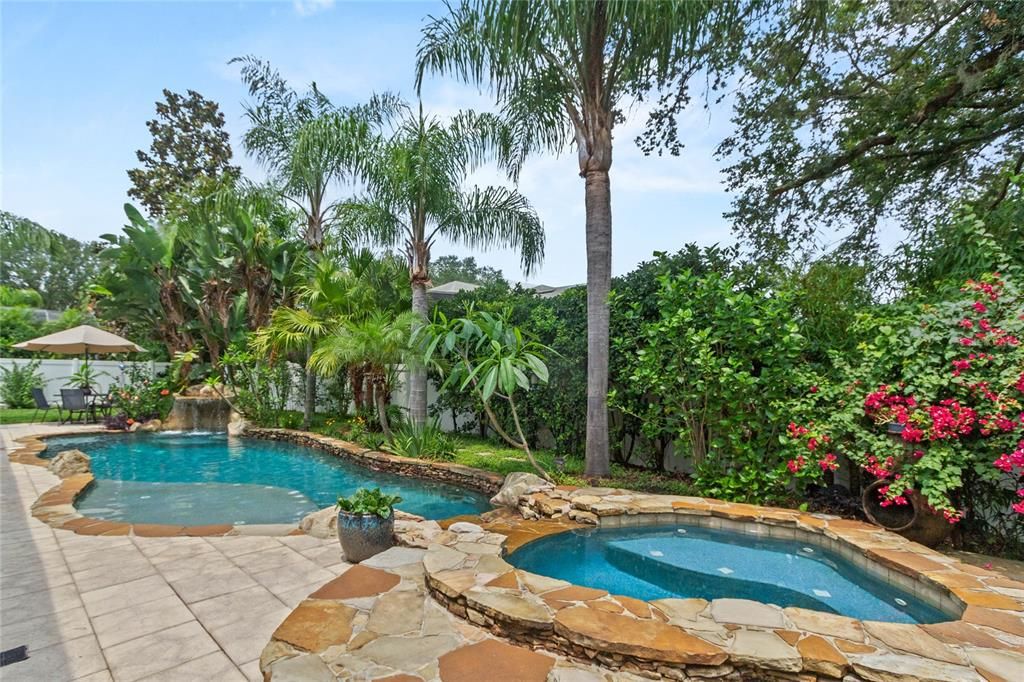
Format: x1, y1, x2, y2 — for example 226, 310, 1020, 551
43, 432, 491, 525
508, 525, 949, 624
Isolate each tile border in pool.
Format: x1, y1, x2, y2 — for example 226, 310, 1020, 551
9, 426, 503, 538
417, 490, 1024, 680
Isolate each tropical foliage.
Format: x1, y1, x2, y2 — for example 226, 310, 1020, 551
127, 89, 239, 217
341, 103, 545, 430
417, 0, 746, 477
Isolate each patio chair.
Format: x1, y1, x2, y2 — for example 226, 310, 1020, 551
30, 388, 53, 423
59, 388, 91, 424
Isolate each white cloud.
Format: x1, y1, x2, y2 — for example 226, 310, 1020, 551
292, 0, 335, 17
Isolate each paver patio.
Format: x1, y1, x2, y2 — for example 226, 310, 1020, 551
0, 424, 350, 681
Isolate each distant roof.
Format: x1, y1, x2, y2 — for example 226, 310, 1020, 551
427, 280, 480, 299
528, 284, 578, 298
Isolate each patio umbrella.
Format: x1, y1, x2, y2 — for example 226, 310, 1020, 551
12, 325, 144, 355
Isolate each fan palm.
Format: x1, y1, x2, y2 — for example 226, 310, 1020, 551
252, 251, 411, 418
309, 311, 420, 440
341, 104, 545, 429
416, 0, 741, 475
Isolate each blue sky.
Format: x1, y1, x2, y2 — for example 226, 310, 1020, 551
2, 0, 737, 285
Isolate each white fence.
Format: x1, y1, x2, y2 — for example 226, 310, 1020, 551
0, 358, 172, 406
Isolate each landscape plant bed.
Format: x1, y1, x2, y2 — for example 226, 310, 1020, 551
247, 427, 505, 495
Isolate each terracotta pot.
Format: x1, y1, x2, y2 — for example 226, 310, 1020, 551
862, 480, 952, 547
337, 509, 394, 562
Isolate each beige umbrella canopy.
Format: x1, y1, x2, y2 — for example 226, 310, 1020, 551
13, 325, 144, 354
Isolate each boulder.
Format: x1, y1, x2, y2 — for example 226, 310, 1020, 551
300, 506, 338, 539
48, 449, 91, 478
227, 412, 249, 437
490, 472, 554, 508
449, 521, 484, 534
137, 419, 162, 432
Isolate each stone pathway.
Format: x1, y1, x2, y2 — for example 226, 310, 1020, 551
1, 425, 349, 681
260, 524, 618, 682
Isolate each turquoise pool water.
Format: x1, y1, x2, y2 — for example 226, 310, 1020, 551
43, 432, 491, 525
508, 525, 949, 624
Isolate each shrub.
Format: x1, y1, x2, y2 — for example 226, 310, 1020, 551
0, 360, 44, 408
110, 364, 174, 421
785, 274, 1023, 549
383, 421, 458, 461
616, 269, 808, 503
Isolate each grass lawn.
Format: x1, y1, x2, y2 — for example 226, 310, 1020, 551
0, 408, 62, 425
269, 411, 699, 497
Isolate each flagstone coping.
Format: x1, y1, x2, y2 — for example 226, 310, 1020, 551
259, 503, 1024, 681
11, 427, 504, 539
416, 489, 1024, 680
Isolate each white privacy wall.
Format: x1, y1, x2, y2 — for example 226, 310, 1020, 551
0, 358, 171, 404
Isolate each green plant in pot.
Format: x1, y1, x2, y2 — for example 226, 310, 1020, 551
336, 488, 402, 562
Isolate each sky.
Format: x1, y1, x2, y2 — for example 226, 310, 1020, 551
2, 0, 738, 286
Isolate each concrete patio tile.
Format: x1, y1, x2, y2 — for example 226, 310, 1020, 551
206, 603, 292, 665
72, 557, 157, 592
91, 594, 195, 648
275, 580, 335, 608
64, 544, 148, 574
298, 543, 346, 568
73, 670, 114, 682
188, 584, 286, 631
138, 651, 246, 682
167, 564, 258, 604
0, 560, 74, 598
278, 534, 328, 552
249, 560, 336, 595
0, 605, 93, 653
103, 620, 219, 682
1, 582, 84, 625
0, 633, 107, 682
226, 544, 307, 571
154, 553, 239, 582
239, 659, 262, 682
134, 537, 219, 564
81, 574, 177, 617
205, 535, 283, 557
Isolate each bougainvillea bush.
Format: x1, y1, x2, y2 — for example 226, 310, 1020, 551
785, 274, 1024, 550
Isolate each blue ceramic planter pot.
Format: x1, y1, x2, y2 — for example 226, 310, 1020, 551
337, 509, 395, 563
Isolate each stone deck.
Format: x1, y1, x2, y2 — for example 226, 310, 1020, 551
263, 488, 1024, 682
1, 424, 349, 681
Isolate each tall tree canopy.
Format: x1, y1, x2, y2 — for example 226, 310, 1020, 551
430, 255, 506, 286
234, 57, 400, 252
341, 103, 545, 429
0, 211, 101, 309
127, 89, 240, 217
417, 0, 743, 476
640, 1, 1024, 266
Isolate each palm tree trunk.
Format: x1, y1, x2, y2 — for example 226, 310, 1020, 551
584, 169, 612, 477
303, 343, 315, 430
374, 378, 394, 441
409, 279, 429, 428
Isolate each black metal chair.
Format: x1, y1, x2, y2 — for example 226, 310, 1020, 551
31, 388, 53, 423
59, 388, 91, 424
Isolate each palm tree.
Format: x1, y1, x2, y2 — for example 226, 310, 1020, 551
341, 104, 545, 430
309, 311, 419, 440
236, 57, 401, 425
252, 251, 410, 416
416, 0, 740, 476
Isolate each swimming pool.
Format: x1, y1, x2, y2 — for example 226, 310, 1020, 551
508, 525, 949, 624
43, 432, 491, 525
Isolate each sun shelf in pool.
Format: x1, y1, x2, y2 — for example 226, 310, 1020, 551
42, 432, 491, 526
507, 525, 950, 624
